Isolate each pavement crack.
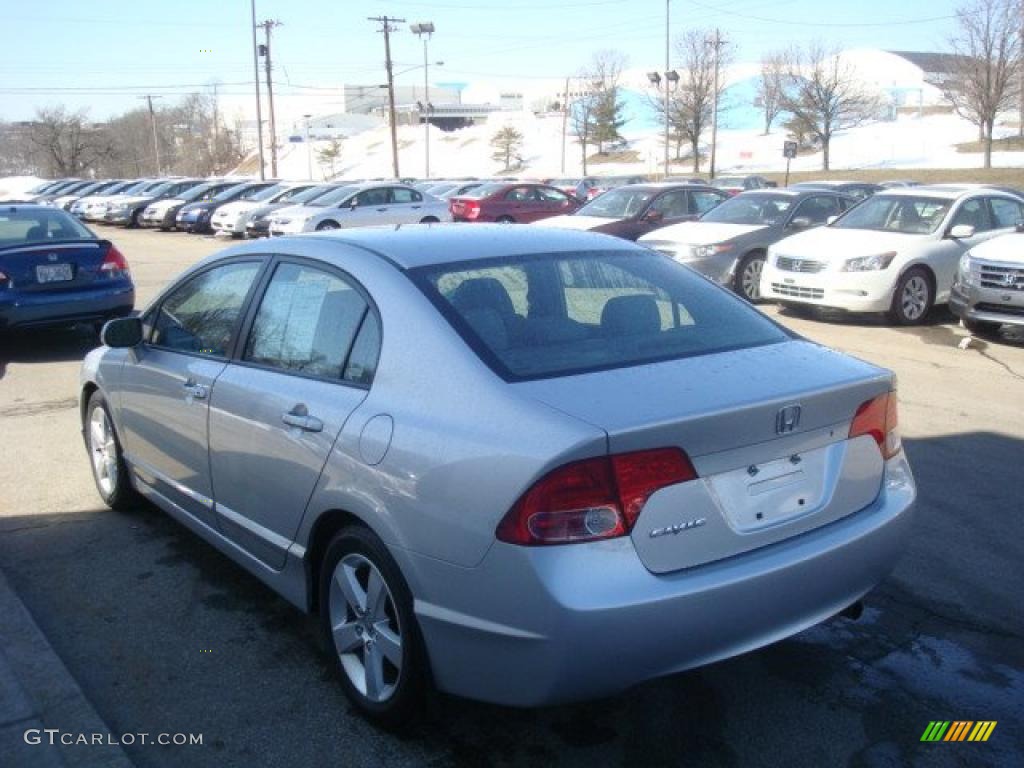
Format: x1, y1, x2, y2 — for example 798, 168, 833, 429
0, 518, 93, 535
0, 397, 79, 419
973, 346, 1024, 381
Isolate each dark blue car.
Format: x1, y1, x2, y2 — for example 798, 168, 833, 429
0, 205, 134, 333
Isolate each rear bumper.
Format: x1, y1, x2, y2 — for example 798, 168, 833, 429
950, 281, 1024, 327
0, 284, 135, 329
402, 453, 915, 707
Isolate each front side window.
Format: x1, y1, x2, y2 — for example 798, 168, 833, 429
535, 187, 570, 203
690, 190, 725, 215
412, 251, 788, 381
987, 197, 1023, 229
244, 263, 368, 380
792, 195, 842, 225
949, 198, 992, 232
647, 190, 689, 219
152, 261, 262, 357
355, 188, 389, 207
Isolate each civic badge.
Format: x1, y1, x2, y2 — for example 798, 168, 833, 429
47, 253, 58, 262
776, 405, 802, 434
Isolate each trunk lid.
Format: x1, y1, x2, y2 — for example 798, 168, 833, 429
1, 240, 110, 293
515, 340, 893, 572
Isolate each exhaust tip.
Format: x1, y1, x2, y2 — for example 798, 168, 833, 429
838, 600, 864, 622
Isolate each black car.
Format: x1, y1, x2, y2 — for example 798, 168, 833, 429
175, 181, 277, 233
789, 180, 883, 201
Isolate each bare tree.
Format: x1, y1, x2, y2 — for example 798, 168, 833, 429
780, 44, 879, 171
756, 52, 786, 135
24, 106, 114, 176
569, 77, 597, 174
944, 0, 1022, 168
648, 30, 729, 172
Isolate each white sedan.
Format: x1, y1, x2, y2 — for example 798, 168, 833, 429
760, 185, 1024, 324
269, 183, 450, 235
211, 182, 317, 237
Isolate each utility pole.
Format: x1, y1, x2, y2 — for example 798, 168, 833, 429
560, 77, 570, 174
304, 114, 314, 180
708, 28, 725, 179
211, 82, 220, 173
140, 95, 162, 175
369, 15, 405, 179
258, 19, 282, 177
250, 0, 265, 180
664, 0, 671, 178
1019, 7, 1023, 138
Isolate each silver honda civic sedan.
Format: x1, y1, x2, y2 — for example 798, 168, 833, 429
80, 225, 916, 723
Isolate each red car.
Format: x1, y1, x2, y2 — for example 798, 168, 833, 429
449, 182, 581, 224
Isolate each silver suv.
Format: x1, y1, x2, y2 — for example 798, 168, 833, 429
951, 227, 1024, 335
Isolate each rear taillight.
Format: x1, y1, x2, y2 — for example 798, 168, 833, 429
496, 448, 697, 546
464, 200, 480, 220
99, 245, 130, 279
849, 391, 901, 459
0, 269, 8, 289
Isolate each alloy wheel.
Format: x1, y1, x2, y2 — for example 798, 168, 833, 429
328, 553, 403, 703
900, 275, 929, 321
741, 257, 764, 301
89, 407, 118, 498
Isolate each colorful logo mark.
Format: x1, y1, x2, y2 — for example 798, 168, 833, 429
921, 721, 997, 742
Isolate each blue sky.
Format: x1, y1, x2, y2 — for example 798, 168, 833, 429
1, 0, 963, 120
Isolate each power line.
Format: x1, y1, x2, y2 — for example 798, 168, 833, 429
687, 0, 955, 28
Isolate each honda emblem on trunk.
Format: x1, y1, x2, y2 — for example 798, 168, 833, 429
776, 405, 802, 434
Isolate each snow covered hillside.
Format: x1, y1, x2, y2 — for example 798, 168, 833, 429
256, 109, 1024, 181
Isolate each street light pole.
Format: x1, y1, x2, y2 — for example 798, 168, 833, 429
304, 114, 313, 180
411, 22, 435, 179
250, 0, 265, 180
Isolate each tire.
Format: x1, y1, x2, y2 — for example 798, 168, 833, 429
129, 209, 141, 228
84, 391, 138, 512
419, 216, 440, 224
887, 267, 934, 325
735, 252, 766, 302
319, 525, 426, 725
316, 220, 340, 231
962, 317, 1001, 336
496, 215, 515, 224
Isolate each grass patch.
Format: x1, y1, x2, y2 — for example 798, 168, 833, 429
587, 150, 641, 164
760, 167, 1024, 186
955, 136, 1024, 153
459, 137, 479, 148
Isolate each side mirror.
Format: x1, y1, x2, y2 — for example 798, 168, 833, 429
101, 317, 142, 348
349, 198, 359, 209
788, 216, 813, 230
642, 210, 664, 223
826, 215, 839, 225
948, 224, 975, 239
1014, 219, 1024, 233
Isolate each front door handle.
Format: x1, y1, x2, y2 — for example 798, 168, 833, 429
182, 379, 207, 400
282, 404, 323, 433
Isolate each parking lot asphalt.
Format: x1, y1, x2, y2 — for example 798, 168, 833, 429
1, 227, 1022, 768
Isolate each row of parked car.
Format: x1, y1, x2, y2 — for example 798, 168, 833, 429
8, 172, 1023, 335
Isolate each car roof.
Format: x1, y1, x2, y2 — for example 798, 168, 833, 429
877, 184, 1008, 200
254, 224, 642, 270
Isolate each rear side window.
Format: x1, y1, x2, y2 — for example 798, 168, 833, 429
411, 251, 788, 381
391, 188, 421, 204
244, 263, 367, 380
152, 261, 262, 357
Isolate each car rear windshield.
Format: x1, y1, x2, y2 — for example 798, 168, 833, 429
410, 250, 789, 381
459, 183, 506, 198
0, 209, 96, 247
831, 195, 951, 234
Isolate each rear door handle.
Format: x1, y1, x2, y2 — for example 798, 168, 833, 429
282, 405, 323, 433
